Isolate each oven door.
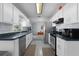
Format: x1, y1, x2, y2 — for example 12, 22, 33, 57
50, 33, 57, 56
50, 34, 55, 49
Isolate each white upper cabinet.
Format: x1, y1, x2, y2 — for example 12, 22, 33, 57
13, 5, 31, 27
63, 3, 77, 24
3, 3, 13, 24
50, 6, 63, 22
78, 3, 79, 22
0, 3, 31, 27
50, 14, 58, 22
50, 11, 61, 22
0, 3, 2, 22
13, 7, 20, 25
57, 9, 63, 19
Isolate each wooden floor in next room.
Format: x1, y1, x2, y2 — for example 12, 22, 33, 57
24, 37, 55, 56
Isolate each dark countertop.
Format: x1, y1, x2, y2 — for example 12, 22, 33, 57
49, 31, 79, 41
0, 31, 31, 40
50, 33, 56, 38
0, 51, 9, 56
57, 34, 79, 41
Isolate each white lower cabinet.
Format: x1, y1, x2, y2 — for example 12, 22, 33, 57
57, 37, 65, 56
0, 39, 19, 56
26, 33, 33, 48
26, 34, 29, 48
0, 36, 27, 56
57, 37, 79, 56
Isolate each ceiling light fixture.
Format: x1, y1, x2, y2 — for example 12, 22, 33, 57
36, 3, 43, 14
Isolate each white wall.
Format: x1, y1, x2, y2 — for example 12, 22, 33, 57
30, 17, 48, 35
32, 22, 45, 35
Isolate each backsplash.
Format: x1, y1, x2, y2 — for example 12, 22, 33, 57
0, 23, 13, 33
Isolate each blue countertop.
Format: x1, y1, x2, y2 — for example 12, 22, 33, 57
0, 31, 31, 40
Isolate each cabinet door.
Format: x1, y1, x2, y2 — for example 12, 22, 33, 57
57, 9, 63, 19
30, 33, 32, 41
28, 34, 31, 45
0, 3, 2, 22
29, 33, 32, 43
26, 33, 32, 48
57, 37, 65, 56
19, 36, 26, 56
26, 35, 29, 48
52, 12, 59, 22
13, 7, 20, 25
51, 8, 63, 22
78, 3, 79, 22
3, 3, 13, 24
63, 3, 77, 24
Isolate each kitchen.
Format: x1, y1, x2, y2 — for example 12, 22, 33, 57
0, 3, 79, 56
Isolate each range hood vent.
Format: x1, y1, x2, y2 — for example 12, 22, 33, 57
53, 18, 64, 24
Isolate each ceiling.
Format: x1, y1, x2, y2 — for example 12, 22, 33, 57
13, 3, 65, 20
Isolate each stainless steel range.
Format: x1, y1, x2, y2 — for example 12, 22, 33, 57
49, 26, 57, 56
